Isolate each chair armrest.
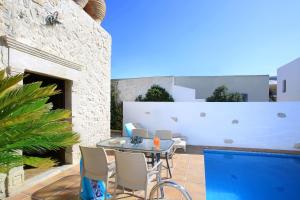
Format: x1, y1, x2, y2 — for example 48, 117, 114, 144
108, 161, 116, 171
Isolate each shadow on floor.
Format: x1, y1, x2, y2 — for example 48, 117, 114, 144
32, 175, 80, 200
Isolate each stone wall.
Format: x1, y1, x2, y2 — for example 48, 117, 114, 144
113, 76, 174, 102
0, 0, 111, 149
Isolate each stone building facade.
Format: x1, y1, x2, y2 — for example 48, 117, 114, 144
0, 0, 111, 196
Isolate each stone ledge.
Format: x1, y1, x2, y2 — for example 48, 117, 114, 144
9, 164, 76, 197
0, 36, 83, 71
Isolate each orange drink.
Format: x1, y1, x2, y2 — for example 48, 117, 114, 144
153, 135, 160, 149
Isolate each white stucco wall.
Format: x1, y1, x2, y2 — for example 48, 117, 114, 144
172, 85, 196, 101
113, 76, 174, 101
0, 0, 111, 149
277, 57, 300, 101
124, 102, 300, 151
174, 75, 269, 102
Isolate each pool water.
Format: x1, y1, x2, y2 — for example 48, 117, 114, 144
204, 150, 300, 200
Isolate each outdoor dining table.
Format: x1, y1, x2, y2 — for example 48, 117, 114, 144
96, 136, 175, 178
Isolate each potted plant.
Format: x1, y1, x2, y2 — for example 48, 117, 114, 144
0, 69, 79, 196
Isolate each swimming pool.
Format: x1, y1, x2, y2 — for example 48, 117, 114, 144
204, 150, 300, 200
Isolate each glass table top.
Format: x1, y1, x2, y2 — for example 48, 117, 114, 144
96, 137, 175, 154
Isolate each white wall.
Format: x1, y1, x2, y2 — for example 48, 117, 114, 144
172, 85, 196, 101
123, 102, 300, 151
277, 57, 300, 101
174, 75, 269, 102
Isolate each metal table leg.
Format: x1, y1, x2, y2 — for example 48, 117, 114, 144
165, 152, 172, 178
151, 153, 156, 166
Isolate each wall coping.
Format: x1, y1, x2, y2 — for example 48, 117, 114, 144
0, 36, 83, 71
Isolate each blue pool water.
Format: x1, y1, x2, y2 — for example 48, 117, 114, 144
204, 150, 300, 200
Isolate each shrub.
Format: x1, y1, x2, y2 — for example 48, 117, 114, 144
111, 82, 123, 130
135, 85, 174, 102
206, 85, 245, 102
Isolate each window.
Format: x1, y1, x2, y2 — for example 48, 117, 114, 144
282, 80, 287, 93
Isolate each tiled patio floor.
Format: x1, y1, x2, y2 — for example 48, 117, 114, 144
8, 150, 205, 200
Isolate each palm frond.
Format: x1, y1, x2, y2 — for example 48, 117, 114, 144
40, 109, 72, 122
0, 151, 22, 172
2, 132, 79, 153
0, 98, 50, 120
0, 70, 5, 81
0, 70, 79, 170
0, 108, 45, 129
0, 73, 24, 98
0, 82, 59, 112
23, 156, 57, 169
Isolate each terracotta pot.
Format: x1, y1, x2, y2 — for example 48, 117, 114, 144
84, 0, 106, 22
73, 0, 89, 8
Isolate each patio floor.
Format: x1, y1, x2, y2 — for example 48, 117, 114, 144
8, 148, 205, 200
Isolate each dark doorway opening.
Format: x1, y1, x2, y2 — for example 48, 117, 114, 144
24, 72, 66, 110
23, 71, 67, 167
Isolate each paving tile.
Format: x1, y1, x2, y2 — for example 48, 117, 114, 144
9, 150, 206, 200
7, 192, 31, 200
22, 183, 47, 196
185, 182, 206, 199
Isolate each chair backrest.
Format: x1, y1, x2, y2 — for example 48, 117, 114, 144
155, 130, 173, 140
124, 123, 144, 137
133, 123, 143, 129
132, 128, 149, 138
80, 146, 109, 181
115, 151, 148, 190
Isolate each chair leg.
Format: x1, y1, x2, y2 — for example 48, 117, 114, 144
165, 154, 172, 178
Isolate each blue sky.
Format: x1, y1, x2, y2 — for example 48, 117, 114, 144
102, 0, 300, 79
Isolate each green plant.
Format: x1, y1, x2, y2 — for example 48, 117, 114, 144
135, 85, 174, 102
206, 85, 245, 102
111, 82, 123, 130
0, 69, 79, 172
269, 85, 277, 102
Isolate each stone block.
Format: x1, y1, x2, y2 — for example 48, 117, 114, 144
65, 144, 81, 164
232, 119, 239, 124
0, 173, 6, 199
6, 166, 24, 196
224, 139, 234, 144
